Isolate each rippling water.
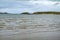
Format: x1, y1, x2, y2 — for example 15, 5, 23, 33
0, 14, 60, 40
0, 14, 60, 31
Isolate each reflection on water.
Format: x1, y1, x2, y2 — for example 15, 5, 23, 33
0, 14, 60, 31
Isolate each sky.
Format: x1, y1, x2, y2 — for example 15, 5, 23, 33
0, 0, 60, 14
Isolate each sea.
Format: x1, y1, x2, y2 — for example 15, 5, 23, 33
0, 14, 60, 40
0, 14, 60, 31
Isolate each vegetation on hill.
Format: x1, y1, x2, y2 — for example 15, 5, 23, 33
21, 12, 30, 14
33, 12, 60, 14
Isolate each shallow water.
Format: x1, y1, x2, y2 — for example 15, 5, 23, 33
0, 14, 60, 30
0, 14, 60, 40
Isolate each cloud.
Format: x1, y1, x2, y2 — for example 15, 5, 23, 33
15, 0, 60, 1
0, 0, 60, 13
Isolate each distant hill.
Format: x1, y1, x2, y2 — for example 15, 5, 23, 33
33, 12, 60, 14
0, 12, 60, 14
21, 12, 32, 15
0, 12, 8, 14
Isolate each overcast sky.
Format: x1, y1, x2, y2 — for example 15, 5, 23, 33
0, 0, 60, 13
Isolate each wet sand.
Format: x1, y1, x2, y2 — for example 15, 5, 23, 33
0, 29, 60, 40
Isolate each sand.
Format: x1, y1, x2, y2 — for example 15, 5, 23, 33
0, 29, 60, 40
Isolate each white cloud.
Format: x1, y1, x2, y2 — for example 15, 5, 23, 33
29, 1, 58, 5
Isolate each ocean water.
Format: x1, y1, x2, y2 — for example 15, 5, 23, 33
0, 14, 60, 31
0, 14, 60, 40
